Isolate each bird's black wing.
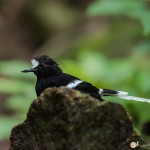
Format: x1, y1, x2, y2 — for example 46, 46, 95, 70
36, 73, 79, 96
73, 81, 102, 100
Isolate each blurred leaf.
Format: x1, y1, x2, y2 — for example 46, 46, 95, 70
135, 11, 150, 35
79, 52, 108, 81
132, 41, 150, 55
87, 0, 143, 16
135, 71, 150, 94
87, 0, 150, 34
103, 59, 134, 86
0, 60, 34, 80
0, 117, 21, 140
60, 60, 84, 78
0, 78, 35, 96
132, 102, 150, 127
6, 96, 32, 114
33, 1, 78, 30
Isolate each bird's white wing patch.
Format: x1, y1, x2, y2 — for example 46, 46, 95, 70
31, 59, 39, 68
67, 80, 82, 88
99, 89, 103, 94
116, 90, 128, 95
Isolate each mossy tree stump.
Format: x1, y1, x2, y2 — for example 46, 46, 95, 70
10, 87, 146, 150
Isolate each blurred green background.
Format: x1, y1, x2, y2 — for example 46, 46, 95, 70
1, 0, 150, 149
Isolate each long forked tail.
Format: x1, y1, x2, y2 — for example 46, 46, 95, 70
99, 89, 150, 103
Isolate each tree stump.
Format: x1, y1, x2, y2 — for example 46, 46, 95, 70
9, 87, 146, 150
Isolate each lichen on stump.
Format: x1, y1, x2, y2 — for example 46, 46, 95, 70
10, 87, 146, 150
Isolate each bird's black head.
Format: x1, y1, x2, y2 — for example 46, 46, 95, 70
21, 55, 62, 79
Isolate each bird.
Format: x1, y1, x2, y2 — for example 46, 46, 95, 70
22, 55, 150, 103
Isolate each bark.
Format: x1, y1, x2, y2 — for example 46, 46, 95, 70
10, 87, 146, 150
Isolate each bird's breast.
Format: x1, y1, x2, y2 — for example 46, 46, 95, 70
36, 78, 61, 96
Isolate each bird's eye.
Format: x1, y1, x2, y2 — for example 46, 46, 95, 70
39, 63, 44, 67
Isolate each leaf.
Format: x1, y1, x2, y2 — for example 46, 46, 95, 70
87, 0, 150, 34
87, 0, 143, 16
103, 59, 135, 86
135, 71, 150, 94
138, 11, 150, 35
0, 60, 34, 80
0, 78, 34, 95
79, 52, 108, 81
0, 117, 21, 140
6, 96, 33, 114
132, 102, 150, 126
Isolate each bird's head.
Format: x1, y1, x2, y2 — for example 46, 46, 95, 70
21, 55, 62, 78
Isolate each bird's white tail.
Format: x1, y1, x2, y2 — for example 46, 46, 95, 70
115, 95, 150, 103
100, 89, 150, 103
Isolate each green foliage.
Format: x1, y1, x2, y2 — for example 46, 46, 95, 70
0, 60, 35, 140
0, 60, 33, 79
1, 50, 150, 140
60, 50, 150, 139
87, 0, 150, 34
0, 117, 22, 140
1, 0, 150, 142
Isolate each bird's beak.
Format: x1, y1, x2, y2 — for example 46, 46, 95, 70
21, 68, 34, 73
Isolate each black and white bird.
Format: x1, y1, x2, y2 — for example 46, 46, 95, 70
22, 55, 150, 103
